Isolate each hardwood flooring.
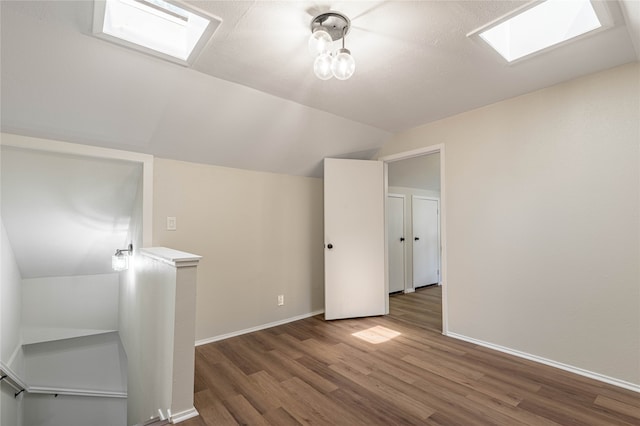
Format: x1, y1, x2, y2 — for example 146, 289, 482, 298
183, 286, 639, 425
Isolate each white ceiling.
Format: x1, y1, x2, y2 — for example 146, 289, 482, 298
1, 1, 639, 178
1, 147, 141, 278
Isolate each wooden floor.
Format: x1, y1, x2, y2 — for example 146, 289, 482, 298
183, 286, 639, 425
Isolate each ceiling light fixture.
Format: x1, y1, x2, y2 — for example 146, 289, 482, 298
309, 11, 355, 81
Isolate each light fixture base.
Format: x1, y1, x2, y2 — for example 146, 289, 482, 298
310, 11, 351, 41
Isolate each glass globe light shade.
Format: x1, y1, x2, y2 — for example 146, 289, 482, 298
112, 254, 129, 271
331, 48, 355, 80
314, 53, 333, 80
308, 29, 332, 56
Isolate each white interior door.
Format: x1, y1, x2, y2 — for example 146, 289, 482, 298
387, 195, 405, 293
412, 197, 439, 287
324, 158, 386, 320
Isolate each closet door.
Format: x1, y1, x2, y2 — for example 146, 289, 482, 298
412, 197, 439, 287
387, 194, 405, 293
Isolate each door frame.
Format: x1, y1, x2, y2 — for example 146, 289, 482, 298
411, 195, 441, 288
379, 144, 448, 335
387, 193, 407, 293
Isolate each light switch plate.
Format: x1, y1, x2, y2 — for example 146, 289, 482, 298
167, 216, 177, 231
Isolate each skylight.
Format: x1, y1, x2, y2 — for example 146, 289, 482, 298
473, 0, 604, 63
93, 0, 221, 65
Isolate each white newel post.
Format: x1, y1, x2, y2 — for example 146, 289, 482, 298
140, 248, 201, 424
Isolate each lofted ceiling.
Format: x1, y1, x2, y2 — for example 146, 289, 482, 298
1, 1, 639, 178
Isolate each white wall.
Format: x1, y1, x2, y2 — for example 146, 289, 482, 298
1, 219, 23, 368
1, 382, 23, 426
0, 144, 142, 279
378, 62, 640, 386
152, 158, 325, 342
1, 218, 24, 425
23, 332, 127, 393
119, 253, 175, 425
116, 168, 176, 425
22, 274, 119, 342
388, 186, 441, 291
23, 394, 126, 426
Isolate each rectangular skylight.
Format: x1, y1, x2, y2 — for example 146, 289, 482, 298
474, 0, 604, 63
93, 0, 221, 65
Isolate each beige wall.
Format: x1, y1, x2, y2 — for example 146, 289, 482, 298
152, 159, 324, 341
378, 62, 640, 385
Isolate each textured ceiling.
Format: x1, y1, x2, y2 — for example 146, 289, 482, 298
189, 0, 639, 132
1, 1, 638, 178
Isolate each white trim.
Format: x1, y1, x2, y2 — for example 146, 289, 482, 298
0, 133, 154, 247
195, 310, 324, 346
27, 386, 127, 398
403, 288, 415, 294
379, 144, 448, 334
383, 162, 390, 314
142, 155, 154, 247
0, 133, 152, 163
440, 146, 447, 333
170, 407, 199, 424
141, 247, 202, 267
447, 332, 640, 394
379, 145, 441, 163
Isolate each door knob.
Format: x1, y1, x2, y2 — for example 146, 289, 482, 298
327, 243, 333, 249
400, 237, 405, 242
414, 237, 420, 241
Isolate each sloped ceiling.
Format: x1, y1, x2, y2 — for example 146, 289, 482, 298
1, 1, 638, 178
1, 147, 141, 278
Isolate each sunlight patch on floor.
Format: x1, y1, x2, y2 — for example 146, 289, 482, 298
352, 326, 401, 344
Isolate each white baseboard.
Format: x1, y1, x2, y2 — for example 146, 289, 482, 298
170, 407, 199, 424
138, 416, 161, 426
195, 310, 325, 346
403, 288, 415, 294
446, 332, 640, 394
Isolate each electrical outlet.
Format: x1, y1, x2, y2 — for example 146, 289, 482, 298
167, 216, 176, 231
277, 295, 284, 306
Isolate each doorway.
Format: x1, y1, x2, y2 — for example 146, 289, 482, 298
381, 145, 447, 334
